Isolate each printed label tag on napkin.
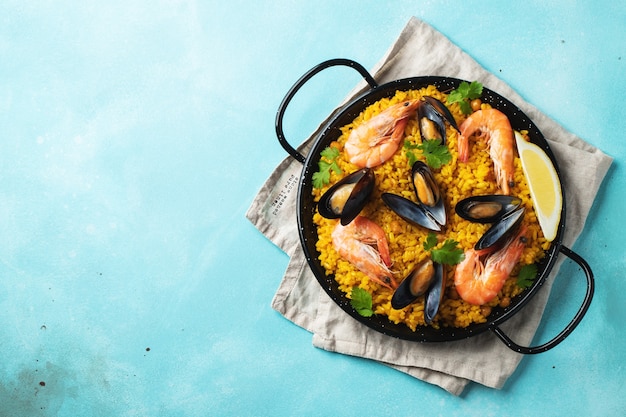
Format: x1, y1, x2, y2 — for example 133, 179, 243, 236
247, 158, 302, 256
268, 172, 299, 218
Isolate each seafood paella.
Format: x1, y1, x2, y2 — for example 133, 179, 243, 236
312, 84, 551, 330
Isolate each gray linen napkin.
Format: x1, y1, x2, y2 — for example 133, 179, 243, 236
246, 17, 613, 395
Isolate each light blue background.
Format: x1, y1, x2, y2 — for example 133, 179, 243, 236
0, 1, 624, 416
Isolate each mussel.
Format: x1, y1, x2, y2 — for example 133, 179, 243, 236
455, 194, 526, 253
412, 161, 446, 226
475, 206, 525, 253
416, 96, 460, 144
455, 195, 522, 224
317, 168, 375, 226
390, 258, 445, 324
424, 262, 446, 324
382, 161, 446, 232
381, 193, 442, 231
391, 259, 437, 309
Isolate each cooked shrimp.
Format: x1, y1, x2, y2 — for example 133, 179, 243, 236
458, 109, 515, 194
331, 215, 397, 289
454, 226, 528, 305
345, 99, 421, 168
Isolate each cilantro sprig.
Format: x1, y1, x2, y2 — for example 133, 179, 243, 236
350, 287, 374, 317
423, 232, 465, 265
404, 140, 420, 167
423, 232, 439, 251
416, 139, 451, 169
517, 264, 538, 289
403, 139, 451, 170
447, 81, 483, 115
312, 147, 342, 189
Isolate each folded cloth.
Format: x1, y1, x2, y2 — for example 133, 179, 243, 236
246, 17, 612, 395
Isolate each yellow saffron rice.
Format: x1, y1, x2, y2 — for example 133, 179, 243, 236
312, 86, 549, 330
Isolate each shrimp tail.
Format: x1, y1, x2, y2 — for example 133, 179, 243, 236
490, 136, 515, 195
457, 133, 470, 162
492, 153, 511, 195
458, 116, 480, 163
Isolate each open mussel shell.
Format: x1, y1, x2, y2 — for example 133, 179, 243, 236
424, 262, 446, 324
381, 193, 442, 232
390, 258, 445, 324
412, 161, 446, 227
417, 101, 446, 142
317, 168, 375, 226
455, 195, 522, 224
475, 207, 525, 253
416, 96, 460, 144
422, 96, 460, 132
391, 259, 438, 310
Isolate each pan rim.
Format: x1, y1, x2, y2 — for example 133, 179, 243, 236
296, 75, 566, 342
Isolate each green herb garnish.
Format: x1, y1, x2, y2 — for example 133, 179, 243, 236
416, 139, 451, 169
423, 232, 439, 251
312, 147, 342, 189
403, 140, 420, 167
447, 81, 483, 115
423, 232, 465, 265
404, 139, 451, 169
431, 239, 465, 265
517, 264, 538, 289
350, 287, 374, 317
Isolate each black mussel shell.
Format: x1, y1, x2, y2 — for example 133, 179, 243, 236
416, 96, 460, 144
475, 207, 525, 253
417, 101, 446, 142
422, 96, 460, 132
455, 195, 522, 224
412, 161, 446, 227
391, 259, 437, 310
381, 193, 442, 232
424, 262, 446, 324
317, 168, 375, 225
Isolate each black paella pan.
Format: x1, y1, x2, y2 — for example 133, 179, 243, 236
275, 59, 593, 354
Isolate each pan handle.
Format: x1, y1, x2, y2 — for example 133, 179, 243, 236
489, 245, 594, 354
275, 58, 378, 163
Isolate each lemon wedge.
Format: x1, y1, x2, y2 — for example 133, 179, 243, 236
515, 132, 562, 242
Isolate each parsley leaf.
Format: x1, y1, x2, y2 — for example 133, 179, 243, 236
423, 232, 439, 251
457, 100, 472, 115
422, 233, 465, 265
517, 264, 538, 289
312, 161, 332, 188
403, 140, 419, 167
447, 81, 483, 115
404, 139, 451, 169
350, 287, 374, 317
312, 147, 342, 189
416, 139, 452, 169
430, 239, 465, 265
321, 146, 340, 161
